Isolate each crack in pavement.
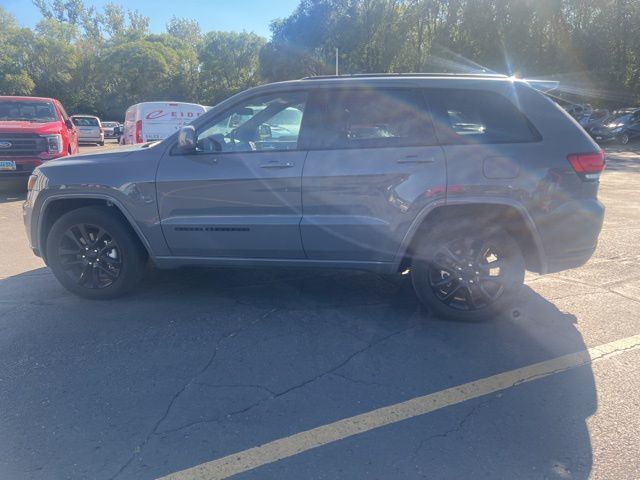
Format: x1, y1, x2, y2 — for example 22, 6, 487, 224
107, 307, 278, 480
154, 324, 417, 437
411, 395, 496, 462
330, 371, 388, 388
192, 382, 278, 396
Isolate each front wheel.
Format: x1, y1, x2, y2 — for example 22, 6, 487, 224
46, 206, 147, 299
411, 224, 525, 321
619, 133, 630, 145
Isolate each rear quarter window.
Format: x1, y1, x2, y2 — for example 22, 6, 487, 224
427, 89, 541, 145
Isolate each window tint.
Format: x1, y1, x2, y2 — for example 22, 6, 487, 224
314, 88, 435, 149
429, 89, 539, 144
197, 92, 307, 153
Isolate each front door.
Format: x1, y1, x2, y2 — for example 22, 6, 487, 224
301, 87, 447, 263
156, 91, 309, 259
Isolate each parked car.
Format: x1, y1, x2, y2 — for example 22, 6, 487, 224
71, 115, 104, 146
23, 74, 605, 321
590, 108, 640, 144
0, 96, 79, 181
121, 102, 207, 145
101, 121, 120, 139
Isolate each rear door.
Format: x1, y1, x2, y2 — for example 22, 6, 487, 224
300, 87, 447, 262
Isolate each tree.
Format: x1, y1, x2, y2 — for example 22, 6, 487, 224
199, 31, 266, 104
0, 8, 35, 95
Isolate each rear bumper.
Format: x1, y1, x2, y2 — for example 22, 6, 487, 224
534, 199, 605, 274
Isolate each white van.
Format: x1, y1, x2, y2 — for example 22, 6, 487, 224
121, 102, 207, 144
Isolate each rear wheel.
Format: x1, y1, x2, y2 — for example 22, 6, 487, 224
46, 206, 147, 299
411, 223, 525, 321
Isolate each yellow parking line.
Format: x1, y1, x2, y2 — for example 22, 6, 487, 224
159, 334, 640, 480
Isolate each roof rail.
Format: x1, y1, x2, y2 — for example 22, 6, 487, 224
301, 72, 509, 80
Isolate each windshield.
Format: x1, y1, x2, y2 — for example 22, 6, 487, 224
0, 101, 58, 122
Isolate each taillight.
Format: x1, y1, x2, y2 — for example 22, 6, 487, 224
567, 150, 606, 180
135, 120, 142, 143
99, 127, 104, 134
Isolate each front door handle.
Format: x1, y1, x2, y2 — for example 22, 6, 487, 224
260, 161, 294, 168
397, 155, 436, 164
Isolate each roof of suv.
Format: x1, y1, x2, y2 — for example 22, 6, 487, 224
301, 73, 509, 80
264, 73, 531, 90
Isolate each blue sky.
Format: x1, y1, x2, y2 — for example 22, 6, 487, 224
1, 0, 301, 37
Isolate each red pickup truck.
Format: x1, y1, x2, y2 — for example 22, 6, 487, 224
0, 96, 79, 181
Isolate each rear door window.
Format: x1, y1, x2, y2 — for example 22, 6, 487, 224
427, 89, 540, 144
309, 88, 436, 149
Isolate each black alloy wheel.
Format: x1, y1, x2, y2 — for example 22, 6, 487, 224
57, 223, 122, 289
46, 206, 147, 299
411, 224, 525, 321
427, 238, 507, 312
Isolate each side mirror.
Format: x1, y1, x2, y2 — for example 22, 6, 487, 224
65, 119, 74, 129
178, 125, 197, 153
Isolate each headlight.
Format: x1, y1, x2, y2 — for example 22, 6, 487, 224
42, 134, 63, 154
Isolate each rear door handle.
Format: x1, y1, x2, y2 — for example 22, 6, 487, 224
260, 161, 294, 168
397, 155, 436, 164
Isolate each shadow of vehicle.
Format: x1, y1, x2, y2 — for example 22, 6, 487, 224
0, 266, 596, 479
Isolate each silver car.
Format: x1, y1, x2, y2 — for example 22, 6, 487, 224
24, 74, 605, 320
71, 115, 104, 146
101, 121, 120, 139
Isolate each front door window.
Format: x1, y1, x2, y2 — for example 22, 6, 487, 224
197, 92, 307, 153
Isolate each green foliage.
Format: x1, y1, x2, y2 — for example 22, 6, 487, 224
199, 31, 266, 104
3, 0, 640, 119
0, 8, 35, 95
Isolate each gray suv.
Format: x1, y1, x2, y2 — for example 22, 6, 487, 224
23, 74, 605, 320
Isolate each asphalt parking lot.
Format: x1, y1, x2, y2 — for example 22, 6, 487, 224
1, 144, 639, 479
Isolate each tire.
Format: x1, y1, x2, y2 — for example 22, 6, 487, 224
411, 222, 525, 321
46, 206, 147, 299
619, 133, 630, 145
99, 141, 105, 146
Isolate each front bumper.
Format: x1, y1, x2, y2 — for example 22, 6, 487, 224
0, 158, 41, 179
